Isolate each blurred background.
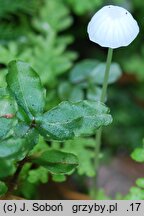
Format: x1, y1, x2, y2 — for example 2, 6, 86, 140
0, 0, 144, 199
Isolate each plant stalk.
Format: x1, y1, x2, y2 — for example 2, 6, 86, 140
91, 48, 113, 199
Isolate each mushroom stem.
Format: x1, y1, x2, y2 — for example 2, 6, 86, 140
92, 48, 113, 198
101, 48, 113, 102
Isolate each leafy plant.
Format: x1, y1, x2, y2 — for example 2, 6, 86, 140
0, 60, 112, 198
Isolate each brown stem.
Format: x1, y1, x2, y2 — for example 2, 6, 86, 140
4, 157, 30, 198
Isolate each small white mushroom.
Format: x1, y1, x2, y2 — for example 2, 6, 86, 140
87, 5, 139, 49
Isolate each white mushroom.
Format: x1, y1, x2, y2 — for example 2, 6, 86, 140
87, 5, 139, 49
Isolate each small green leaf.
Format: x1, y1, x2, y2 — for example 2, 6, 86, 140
0, 159, 16, 178
87, 86, 103, 101
33, 150, 78, 174
7, 60, 45, 119
131, 148, 144, 162
52, 174, 66, 182
36, 100, 112, 140
91, 63, 122, 85
0, 97, 16, 139
0, 181, 8, 196
70, 59, 99, 83
69, 86, 84, 102
57, 138, 96, 177
136, 178, 144, 189
58, 82, 72, 100
28, 167, 48, 184
58, 82, 84, 102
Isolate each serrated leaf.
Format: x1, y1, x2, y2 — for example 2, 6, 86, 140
36, 100, 112, 140
7, 60, 45, 119
33, 150, 78, 174
70, 59, 99, 83
0, 97, 16, 139
0, 181, 8, 196
91, 63, 122, 85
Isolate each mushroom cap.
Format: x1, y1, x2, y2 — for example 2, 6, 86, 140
87, 5, 139, 49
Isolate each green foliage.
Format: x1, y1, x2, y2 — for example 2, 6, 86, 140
131, 139, 144, 162
0, 159, 16, 178
34, 0, 73, 32
91, 63, 122, 85
58, 82, 84, 102
54, 138, 96, 177
0, 96, 16, 139
7, 60, 45, 118
33, 150, 78, 174
65, 0, 103, 15
0, 181, 8, 196
29, 33, 77, 87
136, 178, 144, 189
131, 148, 144, 162
122, 54, 144, 81
70, 59, 99, 84
52, 174, 66, 182
121, 140, 144, 200
70, 60, 122, 85
37, 100, 112, 140
124, 187, 144, 200
0, 0, 141, 200
0, 59, 113, 199
0, 0, 36, 17
104, 88, 144, 151
28, 167, 49, 184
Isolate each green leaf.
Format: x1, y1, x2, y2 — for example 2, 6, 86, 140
0, 159, 16, 178
136, 178, 144, 189
131, 148, 144, 162
28, 167, 48, 184
0, 87, 9, 97
124, 187, 144, 200
14, 122, 30, 138
52, 174, 66, 182
0, 128, 38, 161
17, 128, 39, 161
57, 138, 96, 177
0, 138, 24, 159
58, 81, 84, 102
91, 63, 122, 85
70, 59, 99, 84
69, 86, 84, 102
7, 60, 45, 119
0, 181, 8, 196
36, 100, 112, 140
87, 86, 103, 101
0, 97, 16, 139
33, 150, 78, 174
